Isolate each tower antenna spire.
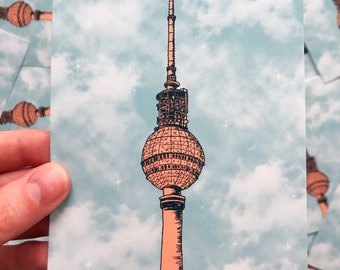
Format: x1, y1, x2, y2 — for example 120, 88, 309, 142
165, 0, 180, 89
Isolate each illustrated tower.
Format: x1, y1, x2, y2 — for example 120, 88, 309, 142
0, 1, 52, 27
141, 0, 205, 269
306, 150, 329, 216
0, 101, 50, 127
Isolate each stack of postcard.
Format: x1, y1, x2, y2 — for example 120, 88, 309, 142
3, 0, 339, 269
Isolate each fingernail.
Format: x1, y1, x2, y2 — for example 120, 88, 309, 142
27, 165, 69, 205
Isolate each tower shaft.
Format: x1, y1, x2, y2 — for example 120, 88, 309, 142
160, 187, 185, 270
317, 194, 328, 217
0, 7, 7, 20
32, 10, 52, 21
141, 0, 205, 269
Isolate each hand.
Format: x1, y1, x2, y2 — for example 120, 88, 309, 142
0, 129, 71, 269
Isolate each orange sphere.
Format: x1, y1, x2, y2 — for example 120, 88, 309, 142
12, 102, 38, 127
306, 171, 329, 197
141, 126, 205, 190
7, 1, 33, 27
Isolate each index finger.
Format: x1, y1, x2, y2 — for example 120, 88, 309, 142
0, 129, 50, 173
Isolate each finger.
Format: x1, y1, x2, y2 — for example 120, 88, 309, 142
0, 163, 71, 244
14, 216, 50, 240
0, 129, 50, 173
0, 241, 47, 270
0, 168, 31, 188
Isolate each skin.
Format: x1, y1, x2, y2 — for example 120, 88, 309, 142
0, 129, 71, 269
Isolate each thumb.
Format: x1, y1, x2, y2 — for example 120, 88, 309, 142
0, 163, 71, 244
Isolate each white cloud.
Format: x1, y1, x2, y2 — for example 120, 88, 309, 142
51, 53, 71, 86
210, 160, 305, 245
304, 0, 336, 42
307, 206, 323, 233
306, 96, 340, 130
52, 0, 157, 58
192, 49, 304, 137
49, 202, 161, 269
0, 31, 29, 90
223, 256, 300, 270
306, 76, 338, 97
181, 0, 300, 41
0, 31, 29, 56
223, 258, 258, 270
0, 60, 15, 89
309, 242, 340, 269
20, 67, 50, 93
317, 52, 340, 81
51, 52, 142, 134
35, 23, 52, 66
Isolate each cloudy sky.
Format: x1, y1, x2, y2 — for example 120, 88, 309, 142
0, 30, 28, 112
0, 0, 51, 131
308, 186, 340, 269
46, 1, 308, 269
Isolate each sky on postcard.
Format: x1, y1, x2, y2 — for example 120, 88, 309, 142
304, 0, 340, 82
46, 1, 310, 269
305, 43, 340, 270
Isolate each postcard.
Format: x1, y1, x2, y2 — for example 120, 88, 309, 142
305, 73, 340, 270
47, 1, 307, 269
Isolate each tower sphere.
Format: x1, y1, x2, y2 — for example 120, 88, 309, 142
12, 101, 38, 127
141, 125, 205, 190
7, 1, 33, 27
306, 170, 329, 197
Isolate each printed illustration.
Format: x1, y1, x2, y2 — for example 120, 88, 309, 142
0, 0, 52, 131
0, 101, 50, 127
306, 151, 329, 217
305, 66, 340, 269
48, 1, 306, 269
141, 0, 204, 268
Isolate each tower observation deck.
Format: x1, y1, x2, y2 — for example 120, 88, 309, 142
0, 1, 52, 27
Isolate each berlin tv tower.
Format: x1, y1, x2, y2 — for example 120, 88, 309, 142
306, 150, 329, 217
141, 0, 205, 269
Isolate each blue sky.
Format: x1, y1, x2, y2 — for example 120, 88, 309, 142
48, 1, 306, 269
308, 186, 340, 269
0, 30, 28, 112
